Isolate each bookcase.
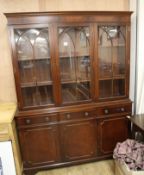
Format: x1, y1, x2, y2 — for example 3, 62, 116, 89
5, 11, 132, 175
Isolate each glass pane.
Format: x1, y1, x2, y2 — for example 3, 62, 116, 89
60, 56, 90, 82
22, 87, 37, 107
37, 86, 53, 105
62, 82, 90, 103
98, 26, 112, 78
113, 26, 126, 76
60, 57, 75, 81
59, 26, 91, 103
98, 26, 126, 78
113, 79, 125, 96
22, 85, 53, 107
15, 28, 54, 107
34, 29, 50, 59
77, 56, 90, 81
35, 59, 52, 83
19, 60, 35, 86
99, 80, 112, 98
98, 25, 126, 99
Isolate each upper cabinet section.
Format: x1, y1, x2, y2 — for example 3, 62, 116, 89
5, 11, 132, 110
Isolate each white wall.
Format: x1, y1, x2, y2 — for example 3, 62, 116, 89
135, 0, 144, 114
129, 0, 137, 114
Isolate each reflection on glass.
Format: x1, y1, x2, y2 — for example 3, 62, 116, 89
22, 87, 37, 106
98, 25, 126, 99
62, 82, 90, 103
98, 26, 126, 78
19, 61, 35, 85
22, 86, 53, 107
59, 26, 91, 103
35, 60, 52, 83
113, 46, 125, 75
15, 28, 53, 106
98, 28, 112, 78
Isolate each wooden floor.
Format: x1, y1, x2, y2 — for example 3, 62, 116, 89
36, 160, 115, 175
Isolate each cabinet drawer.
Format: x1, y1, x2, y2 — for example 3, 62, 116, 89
16, 114, 58, 126
96, 104, 131, 116
0, 124, 9, 138
60, 111, 92, 121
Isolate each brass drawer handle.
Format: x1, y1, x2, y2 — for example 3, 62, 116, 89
45, 117, 50, 122
121, 107, 125, 112
84, 112, 89, 116
25, 119, 31, 124
104, 109, 109, 114
66, 114, 71, 119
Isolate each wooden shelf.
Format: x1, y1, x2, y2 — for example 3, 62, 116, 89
21, 80, 52, 88
99, 45, 125, 48
99, 95, 126, 99
99, 75, 125, 81
62, 88, 89, 103
18, 57, 50, 61
59, 55, 90, 59
61, 79, 90, 84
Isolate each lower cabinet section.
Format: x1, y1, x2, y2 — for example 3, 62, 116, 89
16, 102, 132, 175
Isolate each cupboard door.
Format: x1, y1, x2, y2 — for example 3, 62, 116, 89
58, 26, 93, 104
97, 116, 129, 155
19, 125, 60, 167
98, 25, 127, 99
61, 119, 97, 161
14, 27, 54, 107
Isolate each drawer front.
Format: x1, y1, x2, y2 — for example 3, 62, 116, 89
0, 124, 9, 139
60, 111, 92, 122
16, 114, 58, 127
95, 104, 131, 116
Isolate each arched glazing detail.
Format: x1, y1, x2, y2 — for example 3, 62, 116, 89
98, 25, 126, 99
59, 27, 91, 103
14, 28, 53, 107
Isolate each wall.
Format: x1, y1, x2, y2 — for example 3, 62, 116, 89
135, 0, 144, 114
0, 0, 129, 103
129, 0, 137, 114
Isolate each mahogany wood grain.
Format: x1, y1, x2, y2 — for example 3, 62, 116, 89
5, 11, 132, 175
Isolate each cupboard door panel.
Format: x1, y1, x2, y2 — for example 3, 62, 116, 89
19, 125, 60, 167
98, 116, 129, 155
61, 120, 97, 161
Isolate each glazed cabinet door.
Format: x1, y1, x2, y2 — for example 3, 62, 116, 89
18, 125, 60, 167
12, 26, 56, 108
97, 116, 129, 155
60, 119, 97, 161
58, 25, 94, 104
97, 25, 129, 99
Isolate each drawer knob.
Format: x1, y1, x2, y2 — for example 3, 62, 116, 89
121, 107, 125, 112
104, 109, 109, 114
66, 114, 71, 119
26, 119, 31, 124
85, 112, 89, 116
45, 117, 50, 122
